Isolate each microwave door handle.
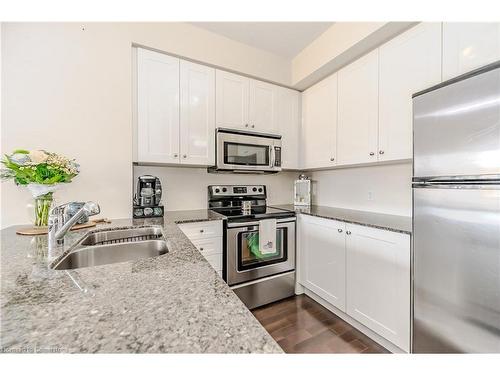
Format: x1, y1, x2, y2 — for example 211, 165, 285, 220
270, 146, 275, 168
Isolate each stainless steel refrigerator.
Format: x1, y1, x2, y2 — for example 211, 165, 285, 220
412, 62, 500, 353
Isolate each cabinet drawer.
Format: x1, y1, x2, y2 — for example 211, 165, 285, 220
204, 253, 222, 272
178, 220, 222, 240
190, 237, 223, 257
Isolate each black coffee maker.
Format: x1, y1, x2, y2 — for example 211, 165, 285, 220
133, 175, 164, 218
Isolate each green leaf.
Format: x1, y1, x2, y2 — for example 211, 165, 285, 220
12, 149, 29, 154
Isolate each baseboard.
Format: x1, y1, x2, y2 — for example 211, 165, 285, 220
302, 287, 408, 354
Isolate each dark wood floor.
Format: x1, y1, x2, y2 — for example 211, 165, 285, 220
252, 295, 389, 354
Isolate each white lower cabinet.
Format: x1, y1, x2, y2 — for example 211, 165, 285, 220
298, 215, 411, 352
178, 221, 223, 275
345, 223, 410, 352
299, 215, 346, 311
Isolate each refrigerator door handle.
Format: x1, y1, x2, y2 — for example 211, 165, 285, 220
412, 182, 500, 189
413, 174, 500, 183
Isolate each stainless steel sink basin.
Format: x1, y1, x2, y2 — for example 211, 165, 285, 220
52, 226, 168, 270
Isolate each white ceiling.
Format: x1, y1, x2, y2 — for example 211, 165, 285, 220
190, 22, 334, 58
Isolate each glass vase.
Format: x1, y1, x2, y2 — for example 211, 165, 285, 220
34, 192, 54, 227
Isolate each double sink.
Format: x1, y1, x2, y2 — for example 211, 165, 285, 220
52, 226, 168, 270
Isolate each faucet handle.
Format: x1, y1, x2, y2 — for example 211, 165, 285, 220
49, 203, 67, 223
83, 201, 100, 216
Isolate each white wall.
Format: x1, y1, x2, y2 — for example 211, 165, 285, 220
1, 23, 291, 228
134, 166, 298, 211
309, 162, 412, 216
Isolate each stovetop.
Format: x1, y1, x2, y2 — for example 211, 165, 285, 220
207, 184, 295, 222
210, 206, 295, 221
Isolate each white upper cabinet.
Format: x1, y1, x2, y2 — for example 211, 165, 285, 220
216, 71, 280, 133
379, 23, 442, 161
301, 73, 338, 169
215, 70, 249, 130
249, 79, 278, 133
346, 223, 410, 352
443, 23, 500, 81
180, 61, 216, 166
337, 49, 379, 165
277, 87, 300, 170
137, 49, 215, 166
137, 48, 180, 163
299, 215, 346, 312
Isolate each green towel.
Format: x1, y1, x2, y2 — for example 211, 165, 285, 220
247, 233, 278, 259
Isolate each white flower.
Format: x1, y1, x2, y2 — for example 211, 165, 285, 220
28, 150, 49, 164
10, 153, 30, 165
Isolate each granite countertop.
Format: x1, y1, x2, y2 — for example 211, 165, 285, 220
0, 210, 282, 353
271, 205, 412, 234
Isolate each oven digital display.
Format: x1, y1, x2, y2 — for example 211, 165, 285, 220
233, 187, 247, 194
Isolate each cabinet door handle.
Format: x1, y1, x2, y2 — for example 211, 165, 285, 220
330, 157, 335, 161
245, 124, 249, 128
379, 150, 384, 155
346, 230, 351, 235
173, 153, 178, 158
199, 229, 204, 233
337, 228, 343, 233
183, 154, 187, 158
369, 152, 375, 156
199, 247, 204, 251
251, 125, 255, 128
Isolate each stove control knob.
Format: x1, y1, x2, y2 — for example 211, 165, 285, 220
258, 188, 263, 193
222, 187, 227, 193
215, 188, 220, 193
252, 187, 257, 192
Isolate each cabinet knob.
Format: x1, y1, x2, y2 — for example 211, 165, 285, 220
183, 154, 187, 158
199, 229, 204, 233
337, 228, 343, 233
199, 247, 204, 251
369, 152, 375, 156
173, 153, 178, 158
245, 124, 249, 128
379, 150, 384, 155
346, 230, 351, 235
251, 125, 255, 128
330, 157, 335, 161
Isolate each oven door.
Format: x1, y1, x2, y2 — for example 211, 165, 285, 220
226, 218, 295, 285
216, 130, 281, 172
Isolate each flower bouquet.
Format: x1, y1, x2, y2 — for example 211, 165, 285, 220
1, 150, 80, 226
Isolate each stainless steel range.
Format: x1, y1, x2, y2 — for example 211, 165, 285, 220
208, 184, 296, 309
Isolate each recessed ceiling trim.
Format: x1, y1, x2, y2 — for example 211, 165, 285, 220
190, 22, 334, 58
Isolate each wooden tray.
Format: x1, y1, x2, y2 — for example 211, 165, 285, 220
16, 218, 110, 236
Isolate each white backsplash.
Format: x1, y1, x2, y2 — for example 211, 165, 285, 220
134, 162, 412, 216
309, 161, 412, 216
133, 165, 299, 211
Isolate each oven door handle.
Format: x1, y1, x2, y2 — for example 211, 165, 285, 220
227, 217, 296, 228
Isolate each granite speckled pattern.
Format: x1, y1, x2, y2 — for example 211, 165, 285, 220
271, 205, 412, 234
0, 210, 282, 353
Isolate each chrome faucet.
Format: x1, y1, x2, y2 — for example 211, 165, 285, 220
48, 201, 100, 250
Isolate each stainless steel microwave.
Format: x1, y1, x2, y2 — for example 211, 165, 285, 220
211, 128, 282, 173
